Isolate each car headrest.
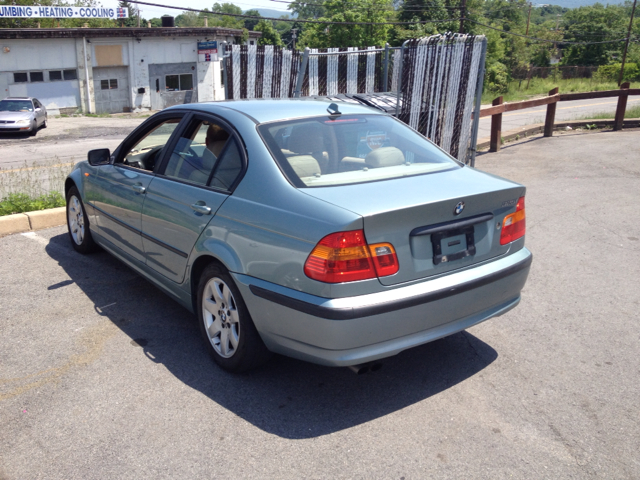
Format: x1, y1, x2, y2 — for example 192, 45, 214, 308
288, 124, 325, 154
208, 140, 227, 159
365, 147, 405, 168
288, 155, 321, 178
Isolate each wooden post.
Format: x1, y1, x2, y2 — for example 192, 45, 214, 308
544, 87, 559, 137
614, 82, 630, 131
489, 96, 503, 152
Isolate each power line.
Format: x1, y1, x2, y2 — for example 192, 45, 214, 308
465, 18, 632, 45
128, 0, 636, 45
128, 0, 461, 25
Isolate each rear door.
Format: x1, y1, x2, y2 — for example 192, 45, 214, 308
141, 114, 245, 283
91, 114, 184, 262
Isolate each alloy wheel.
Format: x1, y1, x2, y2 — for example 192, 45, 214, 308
202, 277, 240, 358
67, 195, 85, 245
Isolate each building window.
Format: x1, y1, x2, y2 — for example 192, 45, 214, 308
49, 71, 63, 81
101, 79, 118, 90
30, 72, 44, 82
63, 69, 77, 80
13, 72, 28, 83
165, 74, 193, 91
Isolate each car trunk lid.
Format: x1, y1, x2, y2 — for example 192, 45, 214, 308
301, 166, 525, 286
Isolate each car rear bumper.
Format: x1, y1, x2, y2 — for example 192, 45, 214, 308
233, 247, 532, 367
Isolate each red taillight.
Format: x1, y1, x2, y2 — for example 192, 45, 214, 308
304, 230, 399, 283
500, 196, 526, 245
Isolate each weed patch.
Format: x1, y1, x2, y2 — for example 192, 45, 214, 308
0, 192, 65, 216
0, 160, 72, 216
482, 78, 633, 104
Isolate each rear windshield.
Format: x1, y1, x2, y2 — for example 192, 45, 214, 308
258, 114, 460, 187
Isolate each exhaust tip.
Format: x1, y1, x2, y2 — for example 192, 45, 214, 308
347, 362, 382, 374
370, 362, 383, 372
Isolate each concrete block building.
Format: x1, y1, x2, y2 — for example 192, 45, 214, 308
0, 26, 260, 114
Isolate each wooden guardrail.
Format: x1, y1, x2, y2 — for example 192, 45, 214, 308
479, 82, 640, 152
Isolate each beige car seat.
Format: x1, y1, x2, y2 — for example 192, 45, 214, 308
287, 155, 321, 178
286, 124, 329, 172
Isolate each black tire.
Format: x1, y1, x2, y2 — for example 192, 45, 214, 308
29, 121, 37, 136
66, 186, 99, 254
197, 263, 271, 373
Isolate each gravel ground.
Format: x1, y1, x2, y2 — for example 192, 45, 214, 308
0, 129, 639, 479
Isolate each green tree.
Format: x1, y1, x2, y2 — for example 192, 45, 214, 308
175, 11, 203, 27
254, 19, 284, 46
210, 2, 244, 29
560, 3, 632, 66
299, 0, 393, 48
118, 1, 140, 27
244, 9, 262, 30
288, 0, 326, 19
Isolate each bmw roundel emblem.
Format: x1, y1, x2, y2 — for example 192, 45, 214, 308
454, 201, 465, 215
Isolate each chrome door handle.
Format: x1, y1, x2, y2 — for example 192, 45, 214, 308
191, 203, 212, 215
132, 184, 146, 194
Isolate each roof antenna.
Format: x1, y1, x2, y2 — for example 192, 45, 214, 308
327, 103, 342, 115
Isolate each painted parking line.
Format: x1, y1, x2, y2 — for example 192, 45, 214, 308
21, 231, 50, 246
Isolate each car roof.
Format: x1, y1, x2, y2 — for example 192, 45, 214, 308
3, 97, 32, 100
183, 99, 385, 124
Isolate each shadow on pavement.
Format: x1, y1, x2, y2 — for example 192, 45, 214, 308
45, 232, 498, 439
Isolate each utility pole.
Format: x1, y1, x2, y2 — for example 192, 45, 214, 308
525, 2, 532, 36
459, 0, 467, 34
618, 0, 637, 86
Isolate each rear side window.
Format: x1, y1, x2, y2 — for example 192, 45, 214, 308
211, 139, 242, 190
258, 114, 459, 187
164, 120, 230, 186
161, 118, 242, 190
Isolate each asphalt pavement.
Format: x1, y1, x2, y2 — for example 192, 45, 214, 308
1, 129, 639, 479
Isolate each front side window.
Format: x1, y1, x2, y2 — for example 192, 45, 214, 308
0, 99, 33, 112
121, 119, 182, 171
258, 114, 460, 187
166, 74, 193, 91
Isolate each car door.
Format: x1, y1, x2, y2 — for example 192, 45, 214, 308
33, 99, 44, 126
141, 115, 245, 283
91, 114, 185, 263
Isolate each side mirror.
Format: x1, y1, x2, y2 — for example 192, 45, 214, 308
88, 148, 111, 166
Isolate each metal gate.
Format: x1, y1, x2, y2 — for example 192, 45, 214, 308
222, 35, 486, 165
